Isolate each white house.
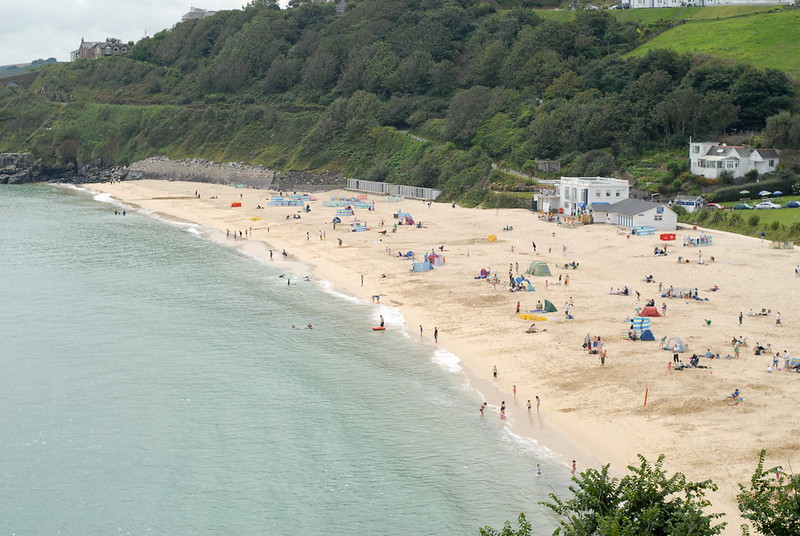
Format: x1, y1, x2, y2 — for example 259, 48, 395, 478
590, 199, 677, 231
672, 195, 705, 213
182, 7, 217, 22
558, 176, 629, 215
690, 142, 780, 179
631, 0, 793, 8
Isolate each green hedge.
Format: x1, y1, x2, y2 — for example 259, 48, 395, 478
709, 178, 795, 202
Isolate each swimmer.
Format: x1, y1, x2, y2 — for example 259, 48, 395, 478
307, 324, 313, 329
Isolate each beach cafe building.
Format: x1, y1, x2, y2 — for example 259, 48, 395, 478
558, 176, 629, 216
589, 198, 677, 231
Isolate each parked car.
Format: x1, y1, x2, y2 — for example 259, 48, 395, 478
705, 203, 725, 210
733, 203, 753, 210
754, 201, 782, 210
786, 200, 800, 208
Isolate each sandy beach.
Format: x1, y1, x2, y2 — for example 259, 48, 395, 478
85, 179, 799, 532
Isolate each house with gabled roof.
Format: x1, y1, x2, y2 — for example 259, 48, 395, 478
590, 199, 677, 230
690, 141, 779, 180
70, 38, 129, 61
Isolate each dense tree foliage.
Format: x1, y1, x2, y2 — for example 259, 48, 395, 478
737, 450, 800, 536
0, 0, 797, 199
542, 455, 725, 536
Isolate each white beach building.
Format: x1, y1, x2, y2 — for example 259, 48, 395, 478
590, 199, 677, 230
672, 195, 705, 213
558, 176, 629, 215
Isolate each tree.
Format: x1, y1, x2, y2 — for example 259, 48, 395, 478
737, 450, 800, 536
479, 513, 531, 536
731, 68, 794, 131
542, 454, 726, 536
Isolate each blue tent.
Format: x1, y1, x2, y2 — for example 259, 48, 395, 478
640, 329, 655, 341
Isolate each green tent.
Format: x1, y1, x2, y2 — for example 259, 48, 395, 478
525, 261, 552, 277
544, 300, 557, 312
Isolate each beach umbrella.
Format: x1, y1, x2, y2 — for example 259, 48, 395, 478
739, 190, 750, 194
772, 191, 783, 196
758, 190, 771, 196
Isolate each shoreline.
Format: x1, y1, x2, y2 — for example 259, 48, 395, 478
78, 179, 800, 533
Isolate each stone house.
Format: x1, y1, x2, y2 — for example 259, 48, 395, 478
70, 38, 129, 61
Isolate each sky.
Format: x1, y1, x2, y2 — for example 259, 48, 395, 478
0, 1, 262, 66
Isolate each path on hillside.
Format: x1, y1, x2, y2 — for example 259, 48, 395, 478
399, 130, 539, 181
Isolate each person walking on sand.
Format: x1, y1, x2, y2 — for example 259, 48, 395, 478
516, 301, 520, 314
600, 349, 606, 367
535, 395, 540, 413
513, 384, 517, 397
776, 311, 782, 326
571, 460, 577, 476
493, 365, 498, 379
527, 399, 532, 412
419, 325, 424, 339
434, 327, 438, 343
662, 302, 667, 316
739, 311, 743, 325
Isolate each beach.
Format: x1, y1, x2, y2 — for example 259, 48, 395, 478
86, 179, 800, 532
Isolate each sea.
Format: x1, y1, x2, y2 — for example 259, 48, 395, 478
0, 183, 569, 536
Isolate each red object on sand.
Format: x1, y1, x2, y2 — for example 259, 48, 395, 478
231, 202, 242, 207
660, 233, 676, 241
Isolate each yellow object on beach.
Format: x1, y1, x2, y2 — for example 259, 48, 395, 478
518, 314, 547, 321
488, 235, 497, 242
250, 217, 262, 221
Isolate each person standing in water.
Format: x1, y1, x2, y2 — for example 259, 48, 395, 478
379, 315, 384, 328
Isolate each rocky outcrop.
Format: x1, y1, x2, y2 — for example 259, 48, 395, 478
127, 157, 346, 192
0, 153, 347, 191
0, 152, 128, 184
272, 169, 346, 192
127, 156, 278, 189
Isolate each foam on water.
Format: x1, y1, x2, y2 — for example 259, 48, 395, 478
316, 279, 365, 305
432, 347, 463, 373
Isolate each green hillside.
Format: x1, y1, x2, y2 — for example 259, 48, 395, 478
629, 9, 800, 80
0, 0, 798, 204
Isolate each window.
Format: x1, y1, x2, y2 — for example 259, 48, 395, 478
654, 215, 663, 221
726, 160, 735, 169
692, 146, 700, 154
769, 160, 775, 167
605, 190, 611, 197
615, 191, 621, 197
595, 190, 601, 197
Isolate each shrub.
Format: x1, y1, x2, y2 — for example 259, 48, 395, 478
770, 221, 781, 231
711, 211, 727, 224
748, 214, 760, 227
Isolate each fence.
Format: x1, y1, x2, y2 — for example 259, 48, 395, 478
346, 179, 441, 201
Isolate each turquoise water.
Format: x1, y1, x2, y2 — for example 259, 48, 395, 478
0, 184, 566, 535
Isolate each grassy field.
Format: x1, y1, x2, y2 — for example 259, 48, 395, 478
628, 9, 800, 80
681, 196, 800, 241
534, 5, 780, 25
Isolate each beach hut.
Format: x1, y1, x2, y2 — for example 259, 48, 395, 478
543, 300, 557, 312
640, 306, 661, 317
664, 336, 688, 352
525, 261, 552, 277
412, 261, 433, 272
